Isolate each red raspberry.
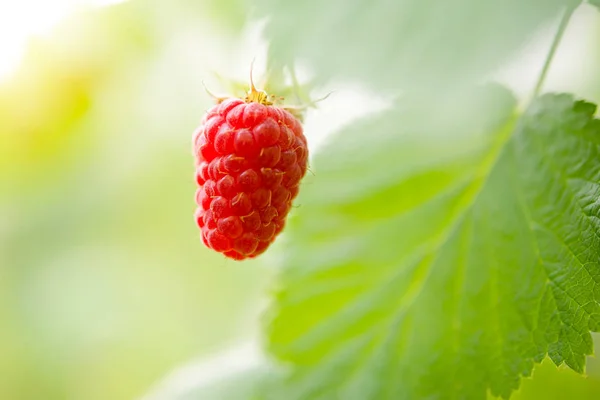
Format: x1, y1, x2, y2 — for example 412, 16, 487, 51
192, 82, 308, 260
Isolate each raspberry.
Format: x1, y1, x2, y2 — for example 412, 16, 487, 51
192, 79, 308, 260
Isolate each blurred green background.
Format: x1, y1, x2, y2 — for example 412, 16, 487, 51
1, 1, 600, 399
1, 1, 271, 399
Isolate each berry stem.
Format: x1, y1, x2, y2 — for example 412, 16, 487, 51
532, 4, 576, 99
289, 65, 307, 104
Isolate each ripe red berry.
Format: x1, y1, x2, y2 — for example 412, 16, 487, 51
193, 81, 308, 260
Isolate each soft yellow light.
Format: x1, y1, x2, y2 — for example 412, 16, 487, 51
0, 0, 126, 82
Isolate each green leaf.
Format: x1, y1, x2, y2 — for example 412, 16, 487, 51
589, 0, 600, 9
266, 89, 600, 399
256, 0, 582, 91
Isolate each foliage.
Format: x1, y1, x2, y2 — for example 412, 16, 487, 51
199, 0, 600, 399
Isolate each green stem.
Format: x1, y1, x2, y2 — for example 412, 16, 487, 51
532, 5, 577, 98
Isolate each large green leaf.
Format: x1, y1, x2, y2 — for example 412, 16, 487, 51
266, 90, 600, 399
255, 0, 581, 91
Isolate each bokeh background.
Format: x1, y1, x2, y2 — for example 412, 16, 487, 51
1, 1, 600, 399
1, 1, 271, 399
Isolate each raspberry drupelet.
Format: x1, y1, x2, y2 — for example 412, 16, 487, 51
192, 79, 308, 260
